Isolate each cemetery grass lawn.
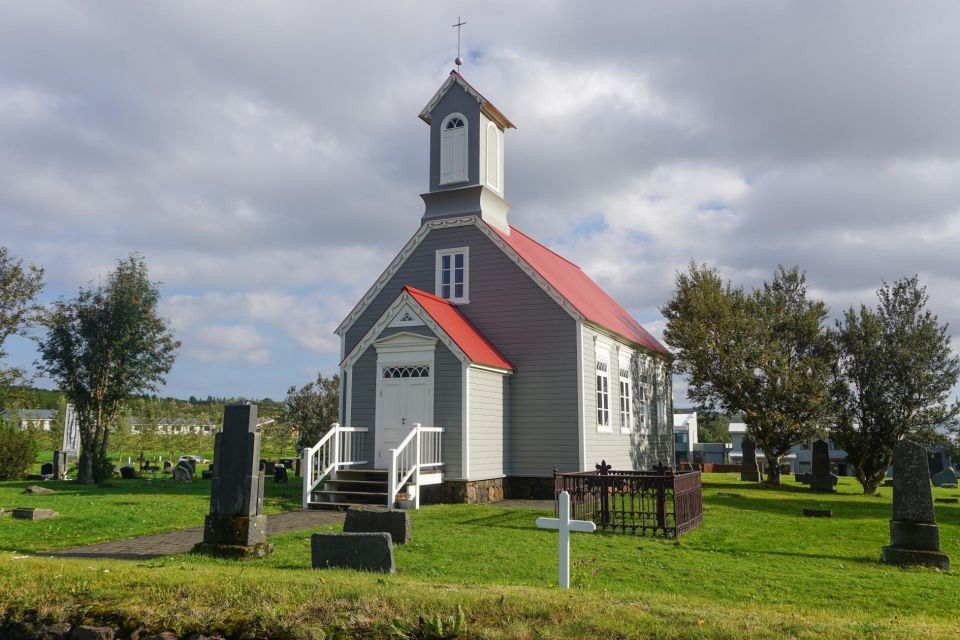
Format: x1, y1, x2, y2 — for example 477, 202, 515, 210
1, 475, 958, 639
0, 478, 302, 552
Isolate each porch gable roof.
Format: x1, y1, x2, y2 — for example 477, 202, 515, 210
402, 286, 514, 371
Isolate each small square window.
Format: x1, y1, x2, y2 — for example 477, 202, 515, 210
435, 247, 469, 303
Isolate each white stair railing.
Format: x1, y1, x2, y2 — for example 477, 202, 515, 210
301, 424, 369, 509
388, 424, 444, 509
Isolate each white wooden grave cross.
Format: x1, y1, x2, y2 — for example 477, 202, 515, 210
536, 490, 596, 589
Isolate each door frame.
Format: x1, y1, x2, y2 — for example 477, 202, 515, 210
374, 332, 437, 468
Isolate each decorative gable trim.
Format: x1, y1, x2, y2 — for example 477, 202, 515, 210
335, 216, 477, 337
342, 290, 471, 370
387, 304, 424, 328
419, 71, 516, 130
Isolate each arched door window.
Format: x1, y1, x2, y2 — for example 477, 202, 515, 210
440, 113, 468, 184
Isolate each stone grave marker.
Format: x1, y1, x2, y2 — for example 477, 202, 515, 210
119, 466, 137, 480
40, 463, 53, 476
273, 463, 289, 483
23, 485, 55, 495
344, 505, 411, 544
795, 472, 813, 484
931, 467, 958, 487
311, 532, 395, 573
810, 440, 835, 492
13, 508, 58, 521
536, 491, 596, 589
194, 403, 272, 558
52, 449, 67, 480
172, 462, 192, 482
740, 438, 761, 482
881, 441, 950, 570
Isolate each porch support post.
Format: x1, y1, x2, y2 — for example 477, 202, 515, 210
331, 423, 341, 475
388, 448, 397, 508
302, 445, 312, 510
414, 423, 422, 509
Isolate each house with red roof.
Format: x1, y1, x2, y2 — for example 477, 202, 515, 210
303, 72, 674, 509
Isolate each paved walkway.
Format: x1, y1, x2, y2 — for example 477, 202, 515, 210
44, 510, 345, 560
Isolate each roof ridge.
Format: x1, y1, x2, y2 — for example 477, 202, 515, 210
506, 225, 583, 270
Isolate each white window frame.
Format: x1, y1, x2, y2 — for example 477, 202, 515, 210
618, 367, 632, 434
596, 361, 610, 431
637, 383, 649, 434
440, 113, 468, 185
435, 247, 470, 304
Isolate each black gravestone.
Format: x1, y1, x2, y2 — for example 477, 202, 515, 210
194, 404, 272, 558
740, 438, 761, 482
881, 441, 950, 570
120, 465, 138, 480
311, 532, 395, 573
40, 463, 53, 476
273, 464, 288, 483
52, 450, 67, 480
810, 439, 835, 492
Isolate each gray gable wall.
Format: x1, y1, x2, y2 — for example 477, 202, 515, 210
344, 222, 580, 477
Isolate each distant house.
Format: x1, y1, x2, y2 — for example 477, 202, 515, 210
673, 412, 697, 465
0, 408, 55, 431
305, 71, 675, 509
727, 422, 799, 473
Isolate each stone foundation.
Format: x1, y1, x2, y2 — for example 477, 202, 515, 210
421, 477, 505, 504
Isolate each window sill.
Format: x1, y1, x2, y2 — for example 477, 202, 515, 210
442, 297, 469, 305
439, 177, 469, 187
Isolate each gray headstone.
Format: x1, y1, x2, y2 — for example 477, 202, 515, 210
344, 505, 411, 544
931, 467, 958, 487
13, 508, 58, 521
795, 472, 813, 484
173, 463, 192, 482
208, 404, 264, 518
892, 441, 936, 525
311, 532, 395, 573
882, 440, 950, 569
810, 439, 834, 492
198, 404, 269, 553
52, 449, 67, 479
23, 485, 55, 495
740, 438, 761, 482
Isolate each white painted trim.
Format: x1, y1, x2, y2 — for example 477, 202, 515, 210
335, 217, 475, 337
342, 291, 471, 369
434, 246, 470, 304
439, 112, 469, 185
388, 304, 424, 328
583, 320, 670, 362
594, 335, 613, 433
468, 363, 514, 375
344, 365, 353, 427
462, 361, 470, 481
576, 320, 585, 471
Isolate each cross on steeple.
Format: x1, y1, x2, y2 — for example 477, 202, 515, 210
452, 16, 466, 72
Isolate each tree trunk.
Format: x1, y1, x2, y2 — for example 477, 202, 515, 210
856, 458, 890, 496
77, 445, 95, 484
765, 455, 783, 485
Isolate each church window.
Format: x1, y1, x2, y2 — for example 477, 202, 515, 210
435, 247, 469, 303
485, 122, 502, 192
596, 361, 610, 430
440, 113, 468, 184
619, 368, 633, 433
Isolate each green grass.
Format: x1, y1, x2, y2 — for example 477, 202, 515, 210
0, 477, 302, 552
0, 475, 958, 639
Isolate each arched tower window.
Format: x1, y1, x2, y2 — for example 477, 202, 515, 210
440, 113, 468, 184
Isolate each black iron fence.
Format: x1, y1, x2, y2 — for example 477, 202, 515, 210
554, 462, 703, 537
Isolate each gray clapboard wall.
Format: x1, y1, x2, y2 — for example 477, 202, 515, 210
343, 221, 580, 477
581, 324, 675, 470
468, 366, 509, 479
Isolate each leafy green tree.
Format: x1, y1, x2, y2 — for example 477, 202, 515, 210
0, 423, 38, 480
696, 412, 731, 444
283, 372, 340, 451
662, 264, 835, 484
38, 255, 180, 483
0, 247, 45, 407
832, 276, 960, 495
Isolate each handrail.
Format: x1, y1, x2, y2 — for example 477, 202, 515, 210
388, 424, 444, 509
301, 423, 369, 509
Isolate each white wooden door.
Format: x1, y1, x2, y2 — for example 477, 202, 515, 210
376, 366, 433, 468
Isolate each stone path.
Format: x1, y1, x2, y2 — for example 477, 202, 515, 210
43, 510, 345, 560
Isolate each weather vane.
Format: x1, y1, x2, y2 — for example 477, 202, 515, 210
453, 16, 466, 72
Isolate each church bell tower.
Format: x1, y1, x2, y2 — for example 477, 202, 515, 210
418, 71, 515, 234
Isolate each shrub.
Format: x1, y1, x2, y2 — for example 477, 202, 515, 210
0, 424, 39, 480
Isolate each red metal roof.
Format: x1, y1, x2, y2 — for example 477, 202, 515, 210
485, 222, 670, 356
404, 286, 514, 371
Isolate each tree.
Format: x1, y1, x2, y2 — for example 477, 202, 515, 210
282, 372, 340, 451
832, 276, 960, 495
696, 412, 731, 444
661, 264, 835, 484
38, 255, 180, 483
0, 247, 45, 407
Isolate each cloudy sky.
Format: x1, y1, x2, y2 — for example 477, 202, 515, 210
3, 1, 959, 403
